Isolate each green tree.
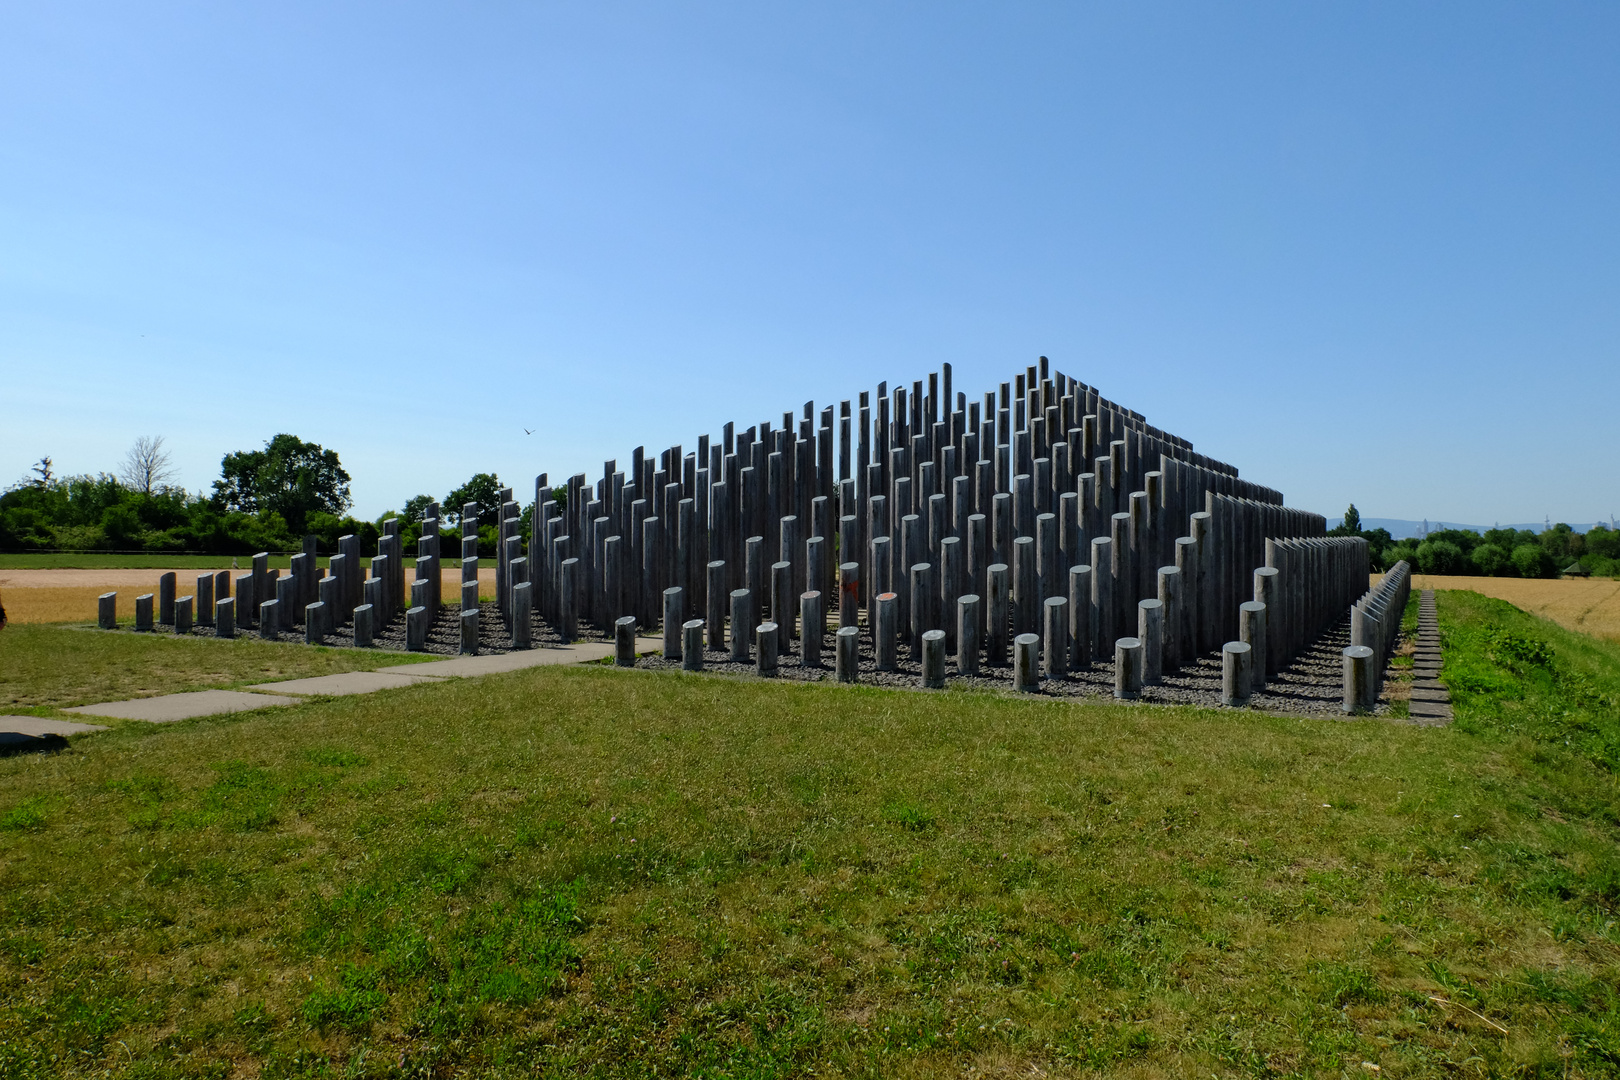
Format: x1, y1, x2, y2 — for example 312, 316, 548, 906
1341, 503, 1361, 533
212, 435, 352, 534
1416, 540, 1464, 575
1512, 544, 1557, 579
401, 495, 435, 524
1471, 543, 1509, 576
445, 473, 503, 527
1384, 542, 1419, 569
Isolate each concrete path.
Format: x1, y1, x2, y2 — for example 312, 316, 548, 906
402, 638, 654, 677
244, 670, 445, 696
51, 635, 662, 728
65, 689, 302, 723
0, 716, 108, 736
1408, 590, 1453, 724
0, 716, 108, 756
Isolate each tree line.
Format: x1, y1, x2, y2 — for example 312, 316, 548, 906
0, 435, 543, 557
1330, 504, 1618, 579
13, 453, 1609, 578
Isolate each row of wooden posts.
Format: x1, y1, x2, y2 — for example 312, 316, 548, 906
98, 359, 1398, 709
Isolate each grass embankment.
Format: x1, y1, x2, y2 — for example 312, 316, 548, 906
0, 625, 430, 712
1438, 588, 1620, 771
1415, 576, 1620, 642
0, 595, 1616, 1077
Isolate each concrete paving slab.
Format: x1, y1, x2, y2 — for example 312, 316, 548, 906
402, 637, 661, 678
245, 670, 444, 696
0, 715, 108, 736
64, 690, 300, 723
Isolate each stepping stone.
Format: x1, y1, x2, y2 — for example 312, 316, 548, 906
0, 715, 107, 737
245, 670, 444, 696
1410, 686, 1451, 702
1409, 701, 1453, 720
64, 690, 300, 723
405, 637, 661, 678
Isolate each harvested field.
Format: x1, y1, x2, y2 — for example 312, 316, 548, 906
0, 568, 498, 624
1411, 573, 1620, 641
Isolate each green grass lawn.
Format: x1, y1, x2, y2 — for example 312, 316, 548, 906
0, 593, 1616, 1078
0, 625, 431, 712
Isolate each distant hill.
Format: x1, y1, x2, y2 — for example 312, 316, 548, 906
1334, 517, 1613, 540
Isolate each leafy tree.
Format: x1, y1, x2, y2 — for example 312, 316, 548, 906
1512, 543, 1557, 579
445, 473, 503, 527
1471, 543, 1509, 576
305, 512, 380, 555
1384, 542, 1419, 569
402, 495, 435, 524
1586, 524, 1619, 559
212, 434, 351, 534
1416, 540, 1464, 575
1327, 503, 1402, 567
100, 504, 143, 548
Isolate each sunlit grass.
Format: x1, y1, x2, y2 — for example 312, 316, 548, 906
0, 624, 428, 712
0, 596, 1615, 1077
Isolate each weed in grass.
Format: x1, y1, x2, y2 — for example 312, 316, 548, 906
0, 796, 50, 832
882, 799, 936, 832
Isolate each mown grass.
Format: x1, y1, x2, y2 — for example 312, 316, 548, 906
0, 595, 1615, 1077
0, 625, 429, 712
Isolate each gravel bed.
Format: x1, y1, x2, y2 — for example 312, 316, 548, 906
111, 607, 1398, 716
631, 613, 1397, 717
126, 603, 608, 657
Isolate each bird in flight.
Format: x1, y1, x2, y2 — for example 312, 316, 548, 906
523, 428, 534, 435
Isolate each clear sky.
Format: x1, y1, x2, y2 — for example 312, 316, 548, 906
2, 2, 1615, 526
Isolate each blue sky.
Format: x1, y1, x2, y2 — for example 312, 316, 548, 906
2, 2, 1615, 525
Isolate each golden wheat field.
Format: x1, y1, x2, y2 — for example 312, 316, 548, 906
1410, 573, 1620, 640
0, 568, 498, 624
7, 568, 1616, 641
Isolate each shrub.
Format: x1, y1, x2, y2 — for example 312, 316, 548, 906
1384, 543, 1419, 570
1512, 544, 1558, 579
1416, 540, 1464, 575
100, 504, 143, 549
1471, 543, 1509, 576
49, 524, 107, 551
